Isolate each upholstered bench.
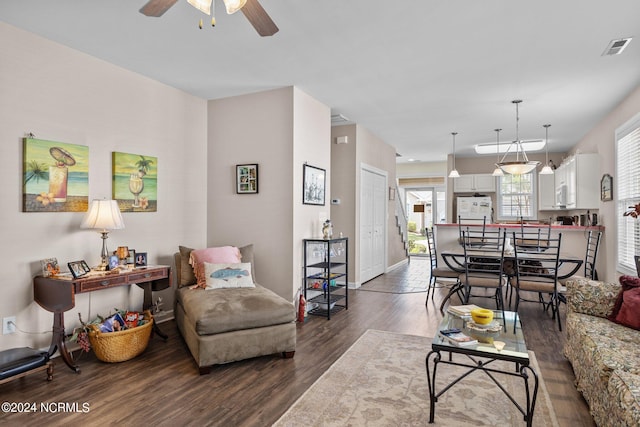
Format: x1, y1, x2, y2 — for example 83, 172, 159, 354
0, 347, 53, 385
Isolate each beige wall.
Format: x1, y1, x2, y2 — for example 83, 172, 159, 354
0, 23, 208, 352
571, 84, 640, 283
208, 87, 331, 301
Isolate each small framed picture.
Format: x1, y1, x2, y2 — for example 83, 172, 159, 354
135, 252, 148, 267
41, 258, 60, 277
108, 255, 119, 270
236, 164, 258, 194
600, 174, 613, 202
126, 249, 136, 265
303, 164, 326, 206
68, 260, 91, 278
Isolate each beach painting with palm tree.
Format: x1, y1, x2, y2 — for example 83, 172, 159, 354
112, 151, 157, 212
23, 137, 89, 212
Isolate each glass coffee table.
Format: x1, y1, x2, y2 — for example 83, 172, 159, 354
426, 310, 538, 426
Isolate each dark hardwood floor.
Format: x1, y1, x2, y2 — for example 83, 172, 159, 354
1, 257, 594, 426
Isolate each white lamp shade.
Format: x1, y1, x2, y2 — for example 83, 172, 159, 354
492, 167, 504, 177
223, 0, 247, 14
498, 161, 539, 175
81, 200, 125, 231
539, 165, 554, 175
448, 169, 460, 178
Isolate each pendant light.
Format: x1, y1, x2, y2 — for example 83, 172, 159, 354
491, 128, 504, 176
496, 100, 540, 175
448, 132, 460, 178
539, 124, 554, 175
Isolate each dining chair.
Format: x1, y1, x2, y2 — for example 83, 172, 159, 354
457, 215, 487, 246
583, 230, 602, 280
515, 219, 551, 252
510, 231, 563, 331
458, 228, 507, 321
425, 228, 463, 307
557, 229, 602, 304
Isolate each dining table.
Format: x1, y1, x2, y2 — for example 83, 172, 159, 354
437, 243, 584, 312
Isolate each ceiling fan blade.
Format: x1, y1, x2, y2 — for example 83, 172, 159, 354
241, 0, 279, 37
139, 0, 179, 17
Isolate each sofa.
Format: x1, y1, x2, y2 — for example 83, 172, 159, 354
173, 244, 296, 374
563, 277, 640, 426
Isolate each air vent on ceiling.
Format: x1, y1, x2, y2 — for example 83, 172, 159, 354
331, 114, 350, 124
602, 37, 633, 56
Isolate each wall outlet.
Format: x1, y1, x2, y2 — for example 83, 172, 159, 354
3, 316, 16, 334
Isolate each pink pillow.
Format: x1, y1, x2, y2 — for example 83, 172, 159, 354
189, 246, 241, 289
615, 287, 640, 330
609, 275, 640, 321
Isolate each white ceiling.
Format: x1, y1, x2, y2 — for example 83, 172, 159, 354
2, 0, 640, 162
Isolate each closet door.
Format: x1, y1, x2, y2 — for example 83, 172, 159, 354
360, 167, 387, 284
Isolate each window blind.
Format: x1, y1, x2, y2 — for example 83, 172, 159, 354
616, 113, 640, 275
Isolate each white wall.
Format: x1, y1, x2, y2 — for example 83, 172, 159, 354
208, 87, 331, 301
572, 84, 640, 283
0, 23, 208, 352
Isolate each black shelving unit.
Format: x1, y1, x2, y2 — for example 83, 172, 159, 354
303, 237, 348, 320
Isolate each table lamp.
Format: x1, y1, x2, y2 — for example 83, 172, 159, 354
81, 199, 125, 270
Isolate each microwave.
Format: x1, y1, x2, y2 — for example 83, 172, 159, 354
556, 185, 567, 207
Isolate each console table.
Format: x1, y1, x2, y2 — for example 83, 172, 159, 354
33, 265, 171, 373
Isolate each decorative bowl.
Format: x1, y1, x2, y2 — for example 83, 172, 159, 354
470, 308, 494, 325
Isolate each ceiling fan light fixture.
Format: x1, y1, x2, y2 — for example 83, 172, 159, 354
187, 0, 213, 15
223, 0, 247, 14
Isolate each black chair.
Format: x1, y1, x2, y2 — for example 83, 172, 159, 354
510, 232, 563, 331
424, 228, 462, 309
458, 228, 507, 321
583, 230, 602, 280
515, 219, 551, 252
458, 215, 487, 246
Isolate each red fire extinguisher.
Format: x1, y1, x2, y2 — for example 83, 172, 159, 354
297, 293, 306, 322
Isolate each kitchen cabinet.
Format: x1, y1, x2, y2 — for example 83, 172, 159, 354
556, 153, 600, 209
538, 173, 556, 210
454, 174, 496, 193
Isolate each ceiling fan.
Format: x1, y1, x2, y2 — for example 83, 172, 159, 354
139, 0, 279, 37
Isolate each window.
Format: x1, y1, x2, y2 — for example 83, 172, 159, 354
496, 172, 537, 221
616, 112, 640, 275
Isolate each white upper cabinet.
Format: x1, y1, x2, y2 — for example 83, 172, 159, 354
555, 153, 600, 210
454, 174, 496, 193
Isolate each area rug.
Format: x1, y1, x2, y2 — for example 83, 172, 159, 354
273, 329, 558, 426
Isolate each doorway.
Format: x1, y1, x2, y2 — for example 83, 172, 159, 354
405, 187, 446, 255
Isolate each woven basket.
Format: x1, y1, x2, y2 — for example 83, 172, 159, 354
88, 311, 153, 363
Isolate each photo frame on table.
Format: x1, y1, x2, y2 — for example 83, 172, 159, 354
126, 249, 136, 265
68, 260, 91, 278
303, 164, 325, 206
601, 174, 613, 202
41, 258, 60, 277
236, 164, 258, 194
135, 252, 148, 267
108, 255, 119, 271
